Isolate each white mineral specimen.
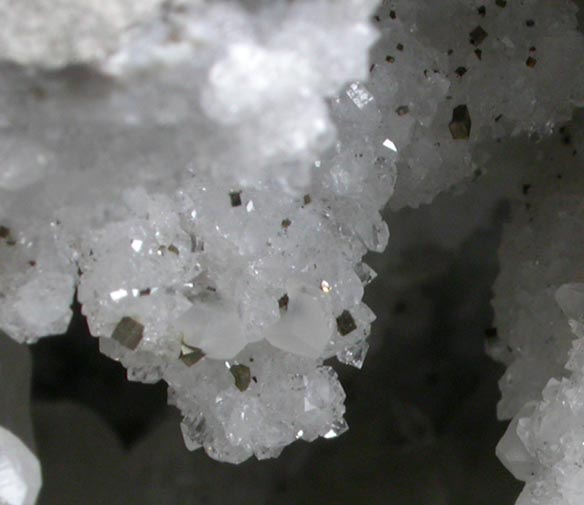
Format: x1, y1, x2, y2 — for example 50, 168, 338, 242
0, 427, 41, 505
489, 124, 584, 419
0, 0, 162, 68
363, 0, 584, 208
263, 280, 333, 359
496, 296, 584, 504
0, 0, 385, 462
2, 0, 584, 489
491, 121, 584, 503
101, 0, 379, 192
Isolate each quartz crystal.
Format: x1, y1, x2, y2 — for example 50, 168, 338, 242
0, 0, 384, 463
366, 0, 584, 209
1, 1, 584, 503
489, 120, 584, 503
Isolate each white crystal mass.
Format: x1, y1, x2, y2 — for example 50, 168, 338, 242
1, 0, 584, 503
0, 427, 41, 505
0, 0, 383, 464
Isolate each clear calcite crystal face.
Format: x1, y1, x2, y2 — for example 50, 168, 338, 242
263, 279, 333, 359
177, 302, 246, 360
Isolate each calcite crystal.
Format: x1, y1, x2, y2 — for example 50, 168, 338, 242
366, 0, 584, 208
0, 0, 163, 68
490, 121, 584, 503
0, 0, 385, 463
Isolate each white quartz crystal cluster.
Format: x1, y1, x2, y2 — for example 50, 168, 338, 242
364, 0, 584, 208
497, 316, 584, 505
491, 123, 584, 503
1, 0, 584, 495
0, 0, 385, 463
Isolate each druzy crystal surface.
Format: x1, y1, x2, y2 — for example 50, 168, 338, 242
0, 0, 384, 464
1, 0, 584, 503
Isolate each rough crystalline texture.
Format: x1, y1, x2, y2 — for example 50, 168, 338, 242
0, 0, 163, 68
489, 119, 584, 420
365, 0, 584, 208
0, 0, 383, 463
495, 289, 584, 505
490, 121, 584, 503
1, 0, 584, 481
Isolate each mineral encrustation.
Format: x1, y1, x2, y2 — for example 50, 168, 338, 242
1, 1, 584, 504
